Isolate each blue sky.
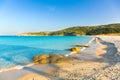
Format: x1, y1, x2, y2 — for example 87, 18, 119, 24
0, 0, 120, 35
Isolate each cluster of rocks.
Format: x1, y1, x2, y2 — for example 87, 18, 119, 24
33, 54, 74, 64
68, 47, 80, 53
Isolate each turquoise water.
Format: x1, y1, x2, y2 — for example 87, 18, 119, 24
0, 36, 92, 69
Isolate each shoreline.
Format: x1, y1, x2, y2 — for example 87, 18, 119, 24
81, 36, 95, 51
1, 36, 120, 80
65, 36, 94, 56
0, 36, 94, 73
0, 63, 35, 73
70, 36, 99, 61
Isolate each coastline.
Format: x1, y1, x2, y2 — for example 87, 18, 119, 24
17, 36, 120, 80
0, 36, 93, 73
0, 36, 120, 80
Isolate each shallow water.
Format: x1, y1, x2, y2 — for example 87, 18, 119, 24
0, 36, 92, 69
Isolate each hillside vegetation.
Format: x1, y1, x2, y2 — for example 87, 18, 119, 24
17, 24, 120, 36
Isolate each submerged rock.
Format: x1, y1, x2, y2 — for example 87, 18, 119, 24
33, 54, 74, 64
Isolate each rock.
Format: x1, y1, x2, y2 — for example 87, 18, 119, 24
33, 54, 73, 64
69, 47, 80, 53
74, 45, 90, 48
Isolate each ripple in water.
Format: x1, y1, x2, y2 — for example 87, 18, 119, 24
0, 36, 92, 69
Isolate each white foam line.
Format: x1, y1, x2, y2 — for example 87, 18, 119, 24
65, 36, 96, 56
80, 36, 96, 51
0, 63, 35, 73
86, 36, 96, 46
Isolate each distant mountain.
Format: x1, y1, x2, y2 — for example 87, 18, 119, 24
17, 23, 120, 36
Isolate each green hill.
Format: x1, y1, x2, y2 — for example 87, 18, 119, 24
17, 23, 120, 36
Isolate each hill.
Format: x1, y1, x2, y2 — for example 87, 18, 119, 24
17, 23, 120, 36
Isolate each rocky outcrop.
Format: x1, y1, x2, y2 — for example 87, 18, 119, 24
33, 54, 74, 64
68, 47, 80, 53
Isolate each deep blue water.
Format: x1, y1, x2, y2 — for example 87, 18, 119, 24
0, 36, 92, 69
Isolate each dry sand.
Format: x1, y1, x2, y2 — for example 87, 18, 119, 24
0, 36, 120, 80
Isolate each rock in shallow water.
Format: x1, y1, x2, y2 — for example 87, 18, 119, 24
33, 54, 73, 64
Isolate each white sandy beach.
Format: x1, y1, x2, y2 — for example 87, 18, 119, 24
0, 36, 120, 80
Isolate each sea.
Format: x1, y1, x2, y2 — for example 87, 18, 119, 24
0, 36, 92, 69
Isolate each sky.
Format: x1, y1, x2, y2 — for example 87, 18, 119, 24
0, 0, 120, 35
